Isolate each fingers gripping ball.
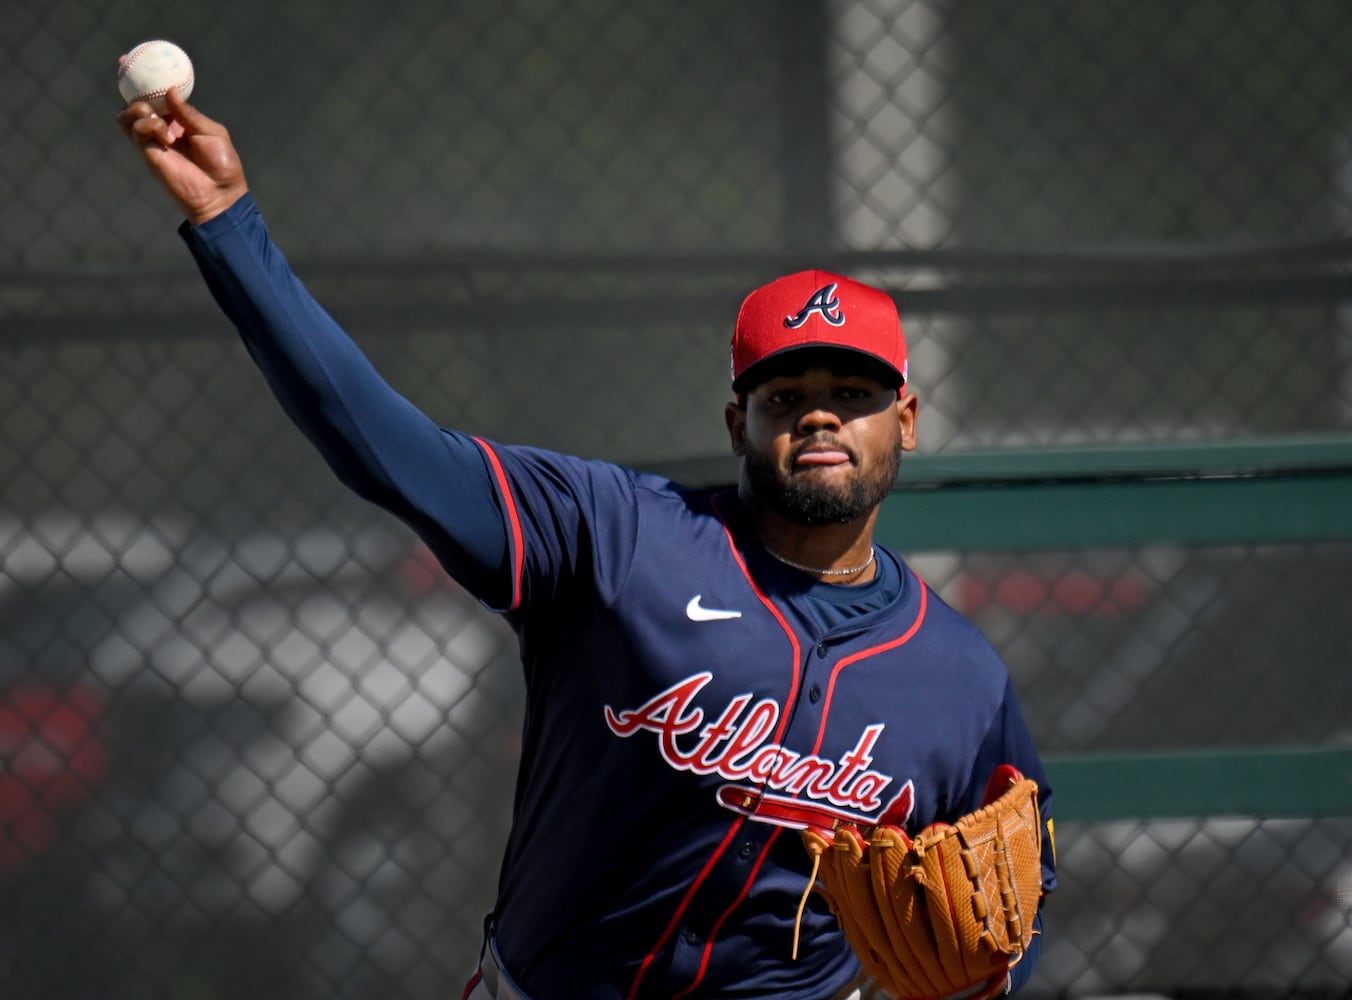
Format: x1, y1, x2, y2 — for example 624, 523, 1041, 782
117, 40, 194, 113
803, 769, 1043, 1000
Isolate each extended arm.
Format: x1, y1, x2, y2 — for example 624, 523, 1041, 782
118, 90, 509, 602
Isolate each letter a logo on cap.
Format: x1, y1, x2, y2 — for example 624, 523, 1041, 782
730, 270, 907, 391
784, 284, 845, 329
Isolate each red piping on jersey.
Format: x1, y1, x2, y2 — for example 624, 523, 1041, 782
811, 570, 928, 756
714, 505, 805, 717
626, 495, 804, 1000
670, 828, 784, 1000
626, 817, 745, 1000
471, 437, 524, 611
461, 969, 481, 999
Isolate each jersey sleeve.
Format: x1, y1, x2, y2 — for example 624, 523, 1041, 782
467, 440, 644, 615
179, 194, 511, 604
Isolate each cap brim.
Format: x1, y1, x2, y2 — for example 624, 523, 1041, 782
732, 344, 905, 393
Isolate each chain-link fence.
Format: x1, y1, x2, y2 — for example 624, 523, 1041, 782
3, 1, 1352, 997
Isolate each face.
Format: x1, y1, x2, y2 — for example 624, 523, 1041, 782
725, 360, 917, 526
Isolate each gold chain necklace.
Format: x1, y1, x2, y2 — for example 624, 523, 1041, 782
765, 545, 875, 578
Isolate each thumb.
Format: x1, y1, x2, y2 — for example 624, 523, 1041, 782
163, 86, 219, 135
152, 88, 249, 225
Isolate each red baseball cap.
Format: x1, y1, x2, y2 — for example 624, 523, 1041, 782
730, 270, 908, 391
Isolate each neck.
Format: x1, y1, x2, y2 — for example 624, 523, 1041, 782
750, 507, 881, 584
764, 542, 876, 581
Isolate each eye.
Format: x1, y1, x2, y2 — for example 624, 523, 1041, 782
765, 389, 800, 408
837, 384, 883, 409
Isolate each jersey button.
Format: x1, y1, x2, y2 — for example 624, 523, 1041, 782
808, 685, 821, 703
739, 840, 754, 859
684, 929, 701, 945
816, 643, 828, 658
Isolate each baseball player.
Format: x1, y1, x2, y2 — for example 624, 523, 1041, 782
119, 89, 1055, 1000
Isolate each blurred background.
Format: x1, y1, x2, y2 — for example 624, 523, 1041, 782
3, 0, 1352, 997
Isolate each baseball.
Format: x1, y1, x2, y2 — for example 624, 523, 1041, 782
117, 40, 194, 113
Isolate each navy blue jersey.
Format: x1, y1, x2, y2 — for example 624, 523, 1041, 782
182, 195, 1055, 1000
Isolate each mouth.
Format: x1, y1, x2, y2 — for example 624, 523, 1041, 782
792, 440, 854, 469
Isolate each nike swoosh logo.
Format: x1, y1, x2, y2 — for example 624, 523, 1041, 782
686, 595, 743, 622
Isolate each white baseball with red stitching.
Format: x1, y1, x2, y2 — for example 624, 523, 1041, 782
117, 40, 194, 113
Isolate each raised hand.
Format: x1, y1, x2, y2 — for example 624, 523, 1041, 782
117, 85, 248, 225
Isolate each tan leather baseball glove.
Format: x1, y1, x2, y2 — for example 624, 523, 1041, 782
801, 766, 1043, 1000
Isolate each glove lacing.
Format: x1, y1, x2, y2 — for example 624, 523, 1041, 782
792, 845, 824, 960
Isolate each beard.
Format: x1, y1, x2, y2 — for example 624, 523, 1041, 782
743, 437, 901, 526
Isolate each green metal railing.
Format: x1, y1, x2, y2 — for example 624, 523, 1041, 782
875, 432, 1352, 823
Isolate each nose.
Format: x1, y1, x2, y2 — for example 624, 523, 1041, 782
795, 397, 843, 434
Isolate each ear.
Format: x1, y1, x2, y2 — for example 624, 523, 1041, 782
897, 390, 919, 451
725, 400, 747, 457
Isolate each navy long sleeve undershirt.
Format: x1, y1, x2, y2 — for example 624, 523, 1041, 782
180, 193, 512, 605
